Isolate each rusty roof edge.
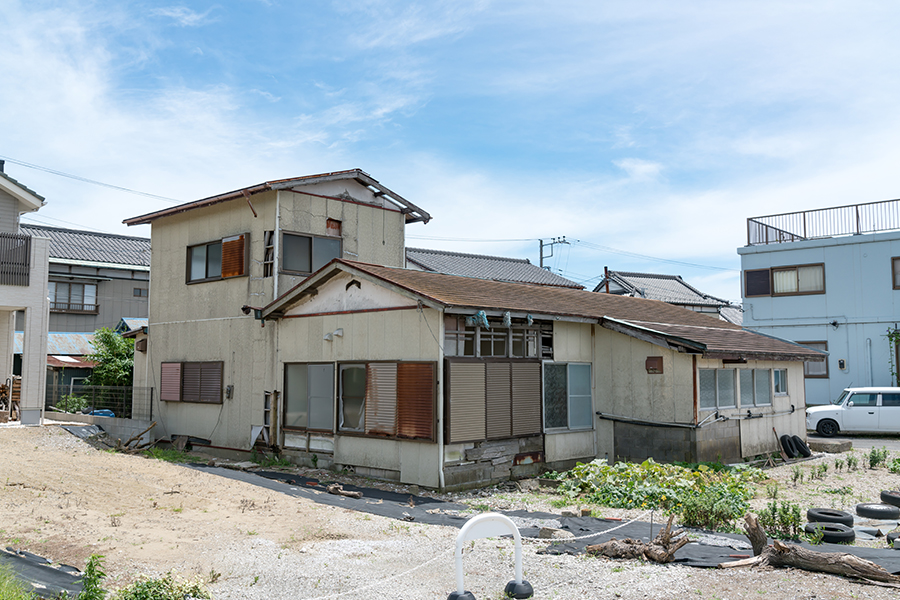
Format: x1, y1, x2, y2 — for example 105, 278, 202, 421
124, 183, 271, 226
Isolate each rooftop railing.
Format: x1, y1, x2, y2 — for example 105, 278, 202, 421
0, 232, 31, 286
747, 198, 900, 246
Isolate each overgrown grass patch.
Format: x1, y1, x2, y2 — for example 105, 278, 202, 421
551, 458, 764, 531
141, 448, 207, 464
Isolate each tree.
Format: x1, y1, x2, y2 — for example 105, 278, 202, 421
85, 328, 134, 386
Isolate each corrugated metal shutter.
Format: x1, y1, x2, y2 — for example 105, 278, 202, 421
160, 363, 182, 402
182, 363, 202, 402
486, 362, 511, 439
511, 361, 542, 436
221, 234, 246, 278
448, 362, 486, 443
397, 363, 435, 440
199, 362, 223, 403
365, 363, 397, 436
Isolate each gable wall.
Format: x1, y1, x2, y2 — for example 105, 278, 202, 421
0, 190, 18, 233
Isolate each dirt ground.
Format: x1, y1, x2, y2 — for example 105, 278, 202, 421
4, 424, 900, 599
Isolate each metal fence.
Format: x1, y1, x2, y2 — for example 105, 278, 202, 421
46, 385, 153, 421
0, 232, 31, 286
747, 198, 900, 245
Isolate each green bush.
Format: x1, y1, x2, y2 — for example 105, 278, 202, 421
111, 573, 210, 600
60, 394, 91, 414
889, 458, 900, 474
555, 458, 761, 529
757, 500, 802, 540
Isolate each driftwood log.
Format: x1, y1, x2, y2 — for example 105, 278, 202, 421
586, 515, 690, 563
326, 483, 363, 499
718, 513, 900, 586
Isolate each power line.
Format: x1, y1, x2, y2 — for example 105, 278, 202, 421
569, 239, 740, 273
0, 155, 181, 203
406, 235, 537, 242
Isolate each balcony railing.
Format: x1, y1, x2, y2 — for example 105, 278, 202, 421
0, 232, 30, 286
50, 302, 99, 314
748, 198, 900, 245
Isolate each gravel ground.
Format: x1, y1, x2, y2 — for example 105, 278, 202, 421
3, 424, 900, 599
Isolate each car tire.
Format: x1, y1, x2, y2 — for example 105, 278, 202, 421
816, 419, 839, 437
856, 503, 900, 520
880, 491, 900, 508
780, 435, 798, 458
887, 531, 900, 547
807, 508, 854, 526
804, 522, 856, 544
792, 435, 812, 458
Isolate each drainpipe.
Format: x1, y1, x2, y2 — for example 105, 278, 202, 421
437, 309, 445, 489
274, 192, 281, 299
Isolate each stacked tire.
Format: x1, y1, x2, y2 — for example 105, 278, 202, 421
805, 508, 855, 544
780, 435, 812, 459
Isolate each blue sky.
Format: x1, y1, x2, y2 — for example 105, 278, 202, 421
3, 1, 900, 302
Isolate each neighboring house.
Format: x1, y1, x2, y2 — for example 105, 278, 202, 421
594, 270, 743, 324
14, 332, 95, 389
406, 247, 582, 288
739, 200, 900, 406
0, 162, 49, 424
114, 317, 147, 335
125, 171, 821, 489
16, 225, 150, 332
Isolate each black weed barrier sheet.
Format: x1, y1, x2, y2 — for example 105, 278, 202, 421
188, 465, 900, 574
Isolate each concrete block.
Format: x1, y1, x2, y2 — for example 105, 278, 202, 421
808, 439, 852, 453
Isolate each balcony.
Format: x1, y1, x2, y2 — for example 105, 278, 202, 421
747, 198, 900, 246
0, 232, 31, 286
50, 302, 99, 314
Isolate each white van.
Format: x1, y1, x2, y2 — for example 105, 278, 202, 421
806, 387, 900, 437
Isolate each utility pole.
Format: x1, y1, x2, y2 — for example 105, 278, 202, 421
539, 237, 568, 270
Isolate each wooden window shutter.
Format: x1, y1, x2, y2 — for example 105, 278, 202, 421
511, 361, 542, 436
182, 363, 202, 402
365, 363, 397, 436
447, 361, 486, 443
397, 363, 435, 440
485, 362, 512, 440
160, 363, 182, 402
221, 234, 247, 278
199, 362, 223, 403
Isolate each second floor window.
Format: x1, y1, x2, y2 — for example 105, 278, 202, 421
744, 263, 825, 297
282, 232, 341, 275
187, 234, 248, 283
49, 282, 98, 313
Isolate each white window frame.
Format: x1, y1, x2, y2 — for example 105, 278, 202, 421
699, 368, 737, 411
773, 369, 788, 395
542, 361, 593, 432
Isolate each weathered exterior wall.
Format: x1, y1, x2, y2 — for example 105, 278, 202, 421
0, 191, 17, 233
443, 436, 543, 490
276, 307, 442, 487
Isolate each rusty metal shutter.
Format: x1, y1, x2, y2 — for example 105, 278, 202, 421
182, 363, 202, 402
486, 362, 512, 440
397, 363, 435, 440
198, 362, 223, 403
365, 363, 397, 436
511, 361, 542, 436
221, 234, 247, 278
160, 363, 182, 402
448, 362, 486, 443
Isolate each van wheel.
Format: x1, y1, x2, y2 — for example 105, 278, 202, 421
816, 419, 839, 437
792, 435, 812, 458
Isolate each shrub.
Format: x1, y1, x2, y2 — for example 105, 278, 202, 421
111, 573, 210, 600
758, 500, 802, 540
889, 458, 900, 474
868, 446, 889, 469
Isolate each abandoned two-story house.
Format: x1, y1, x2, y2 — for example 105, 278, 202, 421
126, 169, 823, 489
0, 163, 49, 424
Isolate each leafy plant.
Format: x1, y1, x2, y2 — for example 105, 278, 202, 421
868, 446, 889, 469
60, 394, 91, 414
889, 458, 900, 474
141, 448, 206, 464
84, 328, 134, 387
77, 555, 107, 600
834, 458, 844, 472
758, 500, 802, 540
791, 465, 804, 486
250, 449, 292, 468
846, 453, 859, 471
111, 573, 210, 600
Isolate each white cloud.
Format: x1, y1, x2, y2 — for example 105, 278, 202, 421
150, 6, 217, 27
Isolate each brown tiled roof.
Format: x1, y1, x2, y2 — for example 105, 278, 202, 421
267, 260, 822, 361
347, 261, 737, 328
